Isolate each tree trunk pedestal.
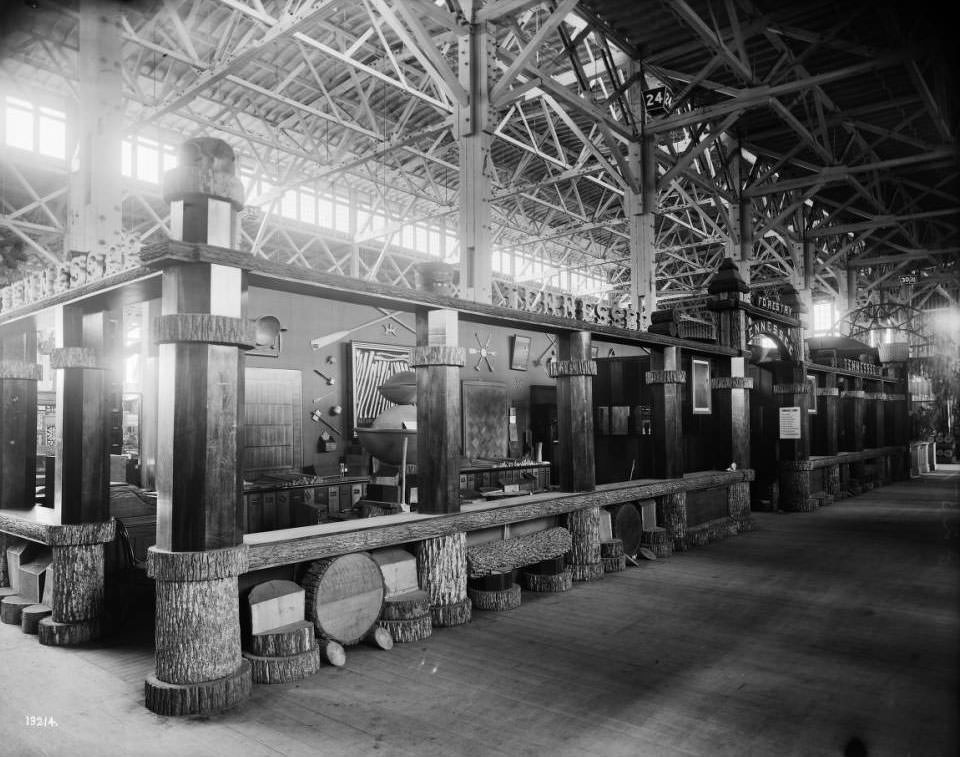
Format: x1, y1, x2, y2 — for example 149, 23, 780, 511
565, 506, 602, 582
144, 545, 251, 716
417, 534, 471, 627
39, 520, 115, 647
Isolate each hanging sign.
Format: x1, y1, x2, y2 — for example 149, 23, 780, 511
643, 87, 672, 116
898, 275, 917, 285
779, 407, 802, 440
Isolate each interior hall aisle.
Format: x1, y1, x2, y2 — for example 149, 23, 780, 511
1, 466, 957, 757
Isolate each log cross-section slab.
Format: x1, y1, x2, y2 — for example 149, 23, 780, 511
466, 527, 572, 577
301, 552, 385, 646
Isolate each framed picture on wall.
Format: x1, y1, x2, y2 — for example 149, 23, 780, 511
510, 335, 531, 371
691, 359, 712, 414
348, 341, 412, 432
807, 374, 818, 414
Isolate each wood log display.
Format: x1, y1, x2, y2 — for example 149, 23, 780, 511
641, 527, 671, 558
529, 557, 565, 575
0, 534, 9, 587
0, 586, 16, 601
377, 615, 433, 644
417, 533, 471, 627
1, 594, 33, 625
602, 555, 626, 573
656, 492, 687, 552
466, 527, 571, 577
468, 583, 521, 612
380, 589, 431, 621
50, 543, 104, 625
521, 569, 572, 593
468, 571, 514, 592
321, 639, 347, 667
243, 647, 321, 685
38, 616, 100, 646
564, 506, 602, 582
248, 620, 315, 657
247, 579, 305, 634
301, 552, 385, 646
609, 503, 642, 556
365, 626, 394, 651
20, 603, 52, 634
600, 538, 624, 558
145, 659, 252, 717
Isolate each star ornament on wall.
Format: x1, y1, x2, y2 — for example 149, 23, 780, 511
467, 331, 496, 371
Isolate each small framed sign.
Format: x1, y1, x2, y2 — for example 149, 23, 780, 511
510, 335, 530, 371
691, 359, 712, 414
807, 375, 818, 414
779, 407, 802, 439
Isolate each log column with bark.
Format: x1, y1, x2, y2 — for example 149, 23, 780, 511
775, 367, 813, 512
144, 137, 251, 716
727, 481, 752, 531
710, 359, 753, 471
547, 331, 596, 492
818, 373, 840, 456
417, 533, 471, 627
411, 308, 464, 514
564, 506, 603, 581
645, 348, 685, 479
840, 378, 866, 492
0, 328, 40, 511
657, 491, 687, 552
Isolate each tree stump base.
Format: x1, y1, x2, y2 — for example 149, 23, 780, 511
468, 583, 521, 612
521, 569, 572, 593
377, 614, 432, 644
641, 527, 671, 558
145, 659, 252, 716
602, 555, 626, 573
243, 646, 321, 685
430, 597, 471, 627
38, 616, 101, 646
380, 590, 430, 621
569, 562, 604, 582
20, 604, 52, 635
1, 594, 33, 625
599, 539, 624, 558
248, 620, 315, 657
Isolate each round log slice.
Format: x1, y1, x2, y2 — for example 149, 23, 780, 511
1, 594, 34, 625
610, 503, 642, 556
602, 555, 627, 573
321, 639, 347, 667
248, 620, 315, 657
641, 527, 671, 558
377, 615, 432, 644
379, 589, 430, 621
600, 538, 624, 558
529, 557, 566, 575
521, 570, 572, 593
366, 626, 394, 651
468, 583, 521, 611
20, 604, 52, 635
468, 571, 514, 592
301, 553, 385, 646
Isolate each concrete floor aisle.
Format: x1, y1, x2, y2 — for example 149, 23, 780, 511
1, 465, 957, 757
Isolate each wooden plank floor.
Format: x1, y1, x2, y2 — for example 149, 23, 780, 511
1, 465, 957, 757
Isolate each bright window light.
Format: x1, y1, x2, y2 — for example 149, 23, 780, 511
37, 107, 65, 159
813, 301, 834, 335
135, 138, 159, 183
5, 98, 35, 151
121, 140, 132, 176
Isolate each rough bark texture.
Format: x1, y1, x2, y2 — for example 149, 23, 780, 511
521, 570, 572, 593
20, 603, 51, 634
780, 467, 815, 512
468, 583, 521, 611
565, 507, 601, 565
51, 543, 104, 624
380, 590, 430, 621
377, 615, 433, 644
686, 518, 740, 547
602, 555, 626, 573
466, 527, 571, 577
430, 597, 472, 627
656, 492, 687, 552
569, 562, 604, 582
727, 482, 751, 522
38, 616, 100, 646
243, 647, 320, 684
248, 620, 315, 657
417, 533, 467, 608
1, 594, 33, 624
641, 527, 671, 558
145, 659, 251, 716
600, 538, 624, 558
0, 534, 9, 587
147, 544, 248, 582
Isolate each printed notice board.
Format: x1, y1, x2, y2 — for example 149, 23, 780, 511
779, 407, 802, 439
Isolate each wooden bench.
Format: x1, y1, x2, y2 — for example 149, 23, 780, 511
466, 527, 572, 578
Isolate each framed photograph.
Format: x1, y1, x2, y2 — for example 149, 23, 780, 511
348, 341, 412, 432
510, 334, 531, 371
691, 358, 712, 414
807, 374, 818, 414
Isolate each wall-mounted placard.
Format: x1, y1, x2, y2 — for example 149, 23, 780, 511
779, 406, 802, 439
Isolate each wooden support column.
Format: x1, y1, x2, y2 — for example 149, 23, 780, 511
417, 533, 471, 627
840, 377, 866, 492
146, 136, 251, 716
457, 20, 494, 303
775, 364, 813, 512
711, 357, 753, 470
564, 507, 602, 582
819, 373, 840, 456
656, 492, 687, 552
727, 480, 753, 531
645, 346, 684, 478
0, 328, 40, 510
628, 135, 657, 328
825, 464, 841, 500
548, 331, 596, 492
412, 309, 463, 515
